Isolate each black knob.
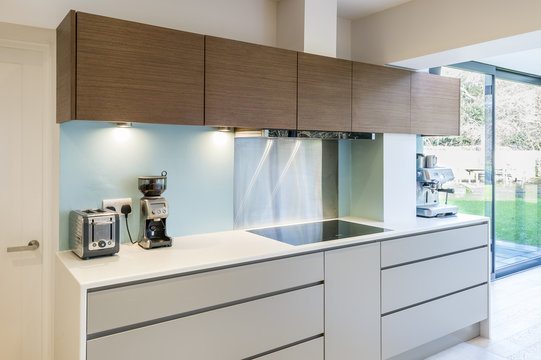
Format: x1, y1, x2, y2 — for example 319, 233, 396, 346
98, 240, 106, 248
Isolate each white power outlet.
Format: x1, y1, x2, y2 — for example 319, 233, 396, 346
102, 198, 132, 214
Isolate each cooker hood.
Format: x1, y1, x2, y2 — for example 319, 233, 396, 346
234, 128, 375, 140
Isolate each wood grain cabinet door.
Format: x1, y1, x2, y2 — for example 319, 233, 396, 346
352, 62, 411, 134
298, 53, 351, 131
410, 72, 460, 136
75, 12, 204, 125
205, 36, 297, 129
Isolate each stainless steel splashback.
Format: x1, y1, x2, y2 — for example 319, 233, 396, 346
234, 137, 338, 229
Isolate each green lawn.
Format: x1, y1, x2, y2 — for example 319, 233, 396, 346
448, 198, 541, 246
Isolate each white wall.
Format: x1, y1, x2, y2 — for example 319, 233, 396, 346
351, 0, 541, 66
0, 0, 278, 46
383, 134, 416, 224
276, 0, 337, 56
303, 0, 337, 56
276, 0, 305, 51
336, 16, 351, 60
347, 134, 417, 224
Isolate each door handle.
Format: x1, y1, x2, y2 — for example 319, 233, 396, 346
7, 240, 40, 253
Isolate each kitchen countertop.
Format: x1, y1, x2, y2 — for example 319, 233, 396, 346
56, 213, 489, 290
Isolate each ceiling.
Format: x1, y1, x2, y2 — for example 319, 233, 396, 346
337, 0, 413, 19
0, 0, 416, 30
477, 49, 541, 78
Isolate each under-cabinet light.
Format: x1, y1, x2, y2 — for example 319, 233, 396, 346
110, 122, 133, 128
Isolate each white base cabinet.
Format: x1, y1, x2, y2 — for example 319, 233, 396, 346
381, 224, 490, 359
382, 284, 488, 359
55, 219, 490, 360
324, 242, 381, 360
87, 285, 323, 360
256, 337, 323, 360
55, 253, 325, 360
382, 247, 488, 313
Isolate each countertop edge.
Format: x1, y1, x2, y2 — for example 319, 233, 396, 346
57, 215, 490, 290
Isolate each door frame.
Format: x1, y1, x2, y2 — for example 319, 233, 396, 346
0, 23, 58, 360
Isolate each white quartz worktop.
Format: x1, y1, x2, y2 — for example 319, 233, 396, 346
56, 213, 488, 289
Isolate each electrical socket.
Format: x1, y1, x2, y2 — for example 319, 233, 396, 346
102, 198, 132, 214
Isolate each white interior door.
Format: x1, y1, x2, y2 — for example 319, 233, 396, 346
0, 44, 45, 360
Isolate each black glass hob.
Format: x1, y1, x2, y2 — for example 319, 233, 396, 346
248, 219, 390, 246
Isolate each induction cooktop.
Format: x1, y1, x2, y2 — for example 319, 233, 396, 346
248, 219, 390, 246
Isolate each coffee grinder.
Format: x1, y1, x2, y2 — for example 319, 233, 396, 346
138, 170, 172, 249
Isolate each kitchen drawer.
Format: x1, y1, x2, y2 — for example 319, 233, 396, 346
381, 224, 488, 267
256, 337, 324, 360
381, 284, 488, 360
382, 247, 488, 313
87, 285, 324, 360
87, 253, 323, 335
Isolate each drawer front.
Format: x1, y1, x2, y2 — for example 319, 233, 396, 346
382, 284, 488, 360
256, 337, 324, 360
381, 224, 488, 267
87, 252, 323, 335
87, 285, 324, 360
382, 247, 488, 313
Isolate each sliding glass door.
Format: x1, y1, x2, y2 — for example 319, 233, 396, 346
494, 78, 541, 276
425, 64, 541, 278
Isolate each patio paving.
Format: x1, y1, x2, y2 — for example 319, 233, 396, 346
495, 239, 541, 270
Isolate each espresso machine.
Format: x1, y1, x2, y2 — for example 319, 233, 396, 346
138, 171, 172, 249
416, 166, 459, 217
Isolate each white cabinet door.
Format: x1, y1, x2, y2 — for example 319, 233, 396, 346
325, 243, 380, 360
256, 337, 323, 360
382, 247, 488, 313
0, 39, 51, 360
381, 224, 488, 267
382, 284, 488, 360
88, 253, 323, 334
87, 285, 324, 360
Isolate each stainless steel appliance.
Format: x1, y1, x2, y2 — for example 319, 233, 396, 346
248, 219, 389, 246
425, 154, 438, 168
69, 208, 120, 259
138, 171, 172, 249
416, 167, 458, 217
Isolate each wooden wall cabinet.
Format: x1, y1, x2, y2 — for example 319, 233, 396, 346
411, 72, 460, 136
298, 53, 352, 132
57, 11, 461, 135
56, 11, 205, 125
205, 36, 297, 129
352, 62, 411, 134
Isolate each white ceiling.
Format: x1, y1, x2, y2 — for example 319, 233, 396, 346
337, 0, 413, 19
390, 29, 541, 77
477, 49, 541, 77
0, 0, 415, 30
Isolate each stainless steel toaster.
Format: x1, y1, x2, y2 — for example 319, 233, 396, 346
69, 208, 120, 259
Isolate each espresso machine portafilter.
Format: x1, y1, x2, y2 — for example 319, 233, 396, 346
138, 170, 172, 249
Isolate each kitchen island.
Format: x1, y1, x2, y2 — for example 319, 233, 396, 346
55, 214, 490, 360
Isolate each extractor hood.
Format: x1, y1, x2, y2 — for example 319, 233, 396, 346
234, 128, 375, 140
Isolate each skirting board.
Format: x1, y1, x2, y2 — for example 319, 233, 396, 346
387, 323, 481, 360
